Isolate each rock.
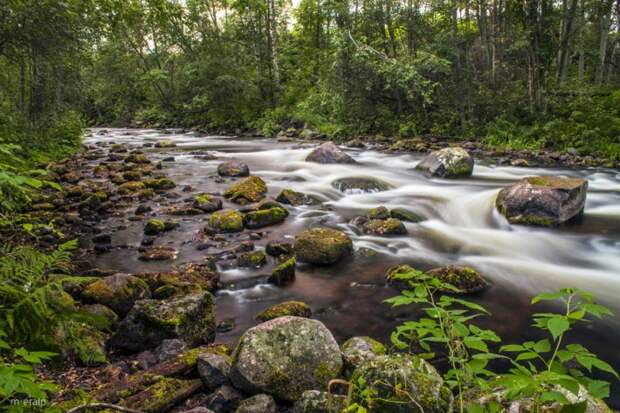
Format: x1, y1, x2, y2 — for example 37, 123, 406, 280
230, 316, 343, 402
235, 394, 277, 413
92, 233, 112, 244
269, 257, 296, 285
208, 210, 244, 233
59, 321, 107, 366
237, 250, 267, 268
341, 336, 386, 378
198, 352, 232, 390
162, 204, 203, 216
154, 140, 177, 148
154, 339, 188, 363
415, 147, 474, 178
368, 206, 390, 219
122, 378, 202, 413
350, 354, 453, 413
145, 178, 176, 190
510, 158, 530, 167
136, 204, 152, 215
125, 153, 151, 164
294, 227, 353, 265
145, 218, 178, 235
109, 292, 216, 352
331, 176, 392, 193
206, 385, 243, 413
179, 408, 214, 413
223, 176, 267, 204
243, 207, 288, 229
293, 390, 347, 413
496, 176, 588, 226
143, 262, 220, 298
193, 194, 223, 212
265, 239, 293, 257
218, 161, 250, 177
119, 181, 146, 194
80, 304, 119, 330
385, 264, 416, 290
276, 188, 318, 206
362, 218, 407, 235
426, 265, 488, 294
82, 274, 151, 317
305, 141, 356, 164
390, 208, 424, 223
139, 246, 177, 261
255, 301, 311, 322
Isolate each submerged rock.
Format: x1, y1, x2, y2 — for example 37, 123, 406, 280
255, 300, 312, 322
496, 176, 588, 226
218, 161, 250, 177
243, 207, 288, 229
331, 177, 392, 193
230, 316, 343, 402
223, 176, 267, 204
416, 147, 474, 178
350, 354, 453, 413
139, 246, 177, 261
208, 210, 244, 233
294, 227, 353, 265
305, 141, 356, 164
109, 292, 216, 352
82, 274, 151, 317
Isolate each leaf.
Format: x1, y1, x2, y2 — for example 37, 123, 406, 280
464, 337, 489, 352
547, 317, 570, 340
500, 344, 524, 352
532, 292, 564, 304
559, 401, 588, 413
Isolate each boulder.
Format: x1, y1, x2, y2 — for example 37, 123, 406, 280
193, 194, 223, 212
415, 147, 474, 178
368, 206, 390, 219
293, 390, 347, 413
265, 239, 293, 257
235, 394, 277, 413
269, 257, 296, 285
362, 218, 407, 235
223, 176, 267, 204
305, 141, 356, 164
230, 316, 343, 402
206, 385, 243, 413
496, 176, 588, 226
243, 207, 288, 229
341, 336, 386, 378
255, 301, 311, 322
218, 161, 250, 177
81, 304, 119, 330
276, 188, 319, 206
294, 228, 353, 265
426, 265, 488, 294
198, 352, 231, 390
390, 207, 424, 223
145, 178, 176, 191
208, 210, 244, 233
331, 177, 392, 193
145, 218, 178, 236
109, 292, 215, 352
82, 274, 151, 317
350, 354, 453, 413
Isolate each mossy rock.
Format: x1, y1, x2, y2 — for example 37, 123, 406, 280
110, 143, 129, 153
59, 321, 108, 367
231, 316, 343, 402
125, 153, 151, 164
415, 147, 474, 178
145, 178, 176, 190
265, 239, 293, 257
123, 170, 142, 181
243, 207, 288, 229
193, 193, 223, 212
331, 177, 392, 193
145, 218, 178, 235
218, 161, 250, 177
208, 210, 244, 233
223, 176, 268, 204
162, 204, 203, 215
237, 250, 267, 268
350, 354, 453, 413
119, 181, 146, 194
294, 227, 353, 265
362, 218, 407, 235
293, 390, 347, 413
81, 304, 119, 330
121, 377, 202, 413
269, 257, 296, 286
255, 301, 312, 322
276, 188, 319, 206
82, 274, 151, 317
154, 140, 177, 148
139, 246, 177, 261
426, 265, 488, 294
368, 206, 390, 219
390, 208, 424, 223
341, 336, 386, 378
236, 393, 277, 413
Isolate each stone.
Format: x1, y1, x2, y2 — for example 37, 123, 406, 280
269, 257, 296, 285
145, 218, 178, 235
139, 246, 177, 261
362, 218, 407, 235
230, 316, 343, 402
265, 239, 293, 257
390, 208, 424, 223
198, 352, 232, 390
119, 181, 146, 194
496, 176, 588, 226
154, 140, 177, 148
193, 194, 223, 212
153, 339, 188, 363
80, 303, 119, 330
243, 207, 288, 229
109, 292, 216, 352
121, 378, 202, 413
145, 178, 176, 190
305, 141, 356, 164
223, 176, 267, 204
293, 390, 347, 413
218, 161, 250, 177
206, 385, 243, 413
341, 336, 386, 378
331, 177, 392, 193
276, 188, 318, 206
416, 147, 474, 178
350, 354, 453, 413
426, 265, 488, 294
294, 227, 353, 265
143, 262, 220, 298
368, 206, 390, 219
237, 250, 267, 268
162, 204, 203, 216
82, 274, 151, 317
208, 210, 244, 233
60, 321, 107, 367
255, 301, 312, 322
125, 153, 151, 164
235, 394, 277, 413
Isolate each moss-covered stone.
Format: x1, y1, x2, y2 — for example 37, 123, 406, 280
119, 181, 146, 194
294, 227, 353, 265
81, 304, 119, 330
276, 188, 318, 206
223, 176, 268, 204
255, 301, 311, 322
145, 177, 176, 190
144, 219, 166, 235
140, 262, 220, 299
139, 246, 177, 261
368, 206, 390, 219
193, 193, 223, 212
350, 354, 453, 413
416, 147, 474, 178
82, 274, 151, 317
363, 218, 407, 235
123, 170, 142, 181
218, 161, 250, 177
236, 394, 277, 413
426, 265, 488, 294
341, 336, 386, 378
237, 250, 267, 268
265, 239, 293, 257
293, 390, 347, 413
209, 209, 244, 233
154, 140, 177, 148
269, 257, 296, 285
110, 143, 128, 153
61, 321, 108, 367
161, 204, 203, 215
390, 208, 424, 223
243, 207, 288, 229
125, 153, 151, 164
121, 378, 202, 413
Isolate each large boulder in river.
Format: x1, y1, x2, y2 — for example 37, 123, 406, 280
230, 316, 343, 402
223, 176, 267, 204
415, 147, 474, 178
218, 161, 250, 177
82, 274, 151, 317
294, 227, 353, 265
496, 176, 588, 226
109, 292, 215, 352
305, 141, 356, 164
350, 354, 453, 413
332, 177, 392, 193
208, 210, 244, 233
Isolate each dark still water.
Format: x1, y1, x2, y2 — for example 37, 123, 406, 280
86, 128, 620, 405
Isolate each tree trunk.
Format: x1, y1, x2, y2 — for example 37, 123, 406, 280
595, 0, 614, 85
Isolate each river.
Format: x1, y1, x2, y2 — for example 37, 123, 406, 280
85, 128, 620, 404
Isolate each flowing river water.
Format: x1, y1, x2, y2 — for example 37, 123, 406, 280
85, 128, 620, 404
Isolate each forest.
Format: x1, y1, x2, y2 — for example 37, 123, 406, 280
1, 0, 620, 412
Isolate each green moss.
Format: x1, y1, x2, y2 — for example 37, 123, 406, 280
363, 218, 407, 235
123, 170, 142, 181
119, 181, 146, 193
208, 209, 244, 233
237, 250, 267, 268
125, 153, 151, 164
269, 257, 296, 285
256, 300, 311, 322
223, 176, 268, 204
294, 227, 353, 265
144, 219, 166, 235
526, 175, 584, 189
243, 206, 288, 229
368, 206, 390, 219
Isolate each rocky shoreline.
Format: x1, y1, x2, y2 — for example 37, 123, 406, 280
4, 131, 614, 412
